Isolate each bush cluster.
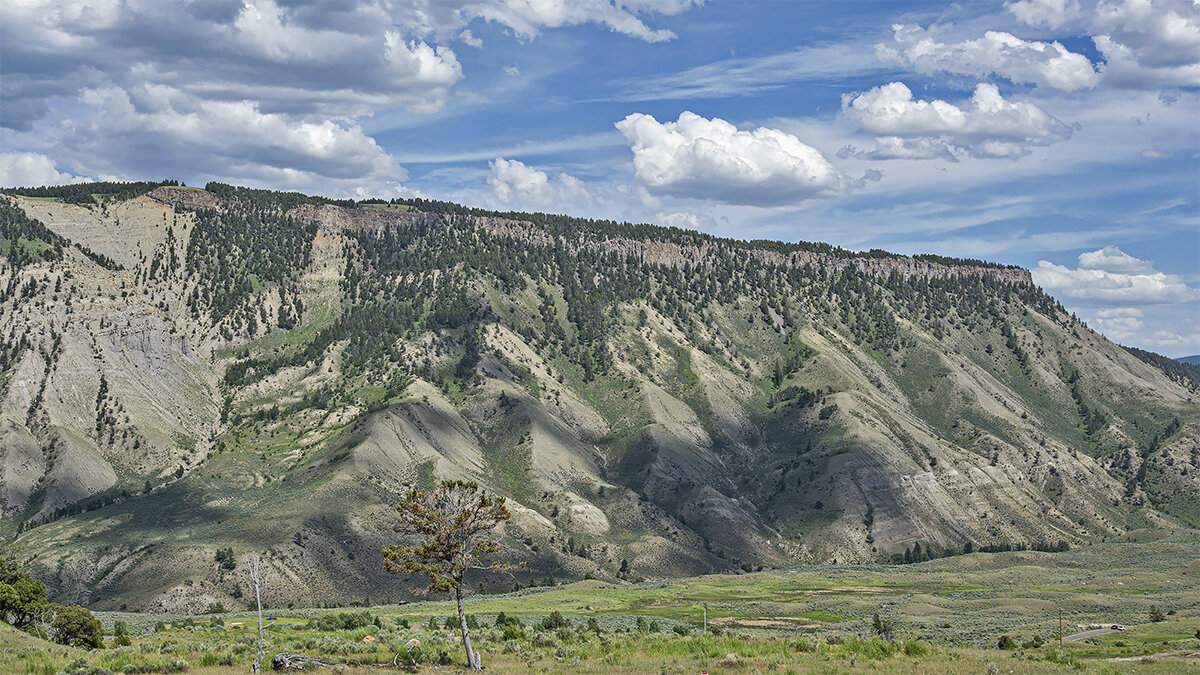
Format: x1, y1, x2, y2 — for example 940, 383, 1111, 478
311, 610, 374, 632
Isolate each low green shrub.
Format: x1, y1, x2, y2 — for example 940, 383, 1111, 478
542, 611, 569, 630
119, 660, 190, 674
58, 658, 111, 675
1041, 647, 1082, 669
313, 610, 373, 631
842, 636, 898, 659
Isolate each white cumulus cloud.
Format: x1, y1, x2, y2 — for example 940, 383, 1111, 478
63, 84, 408, 198
0, 0, 704, 193
841, 82, 1074, 159
1147, 328, 1200, 349
1, 0, 465, 127
1032, 246, 1198, 305
1006, 0, 1200, 88
468, 0, 701, 43
1006, 0, 1083, 29
0, 152, 91, 187
488, 158, 592, 209
458, 29, 483, 47
1077, 244, 1157, 274
615, 111, 845, 205
1091, 306, 1144, 340
877, 24, 1099, 91
1086, 304, 1199, 354
482, 158, 661, 220
1091, 0, 1200, 88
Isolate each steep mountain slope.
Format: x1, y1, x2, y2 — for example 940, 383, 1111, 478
1, 182, 1196, 612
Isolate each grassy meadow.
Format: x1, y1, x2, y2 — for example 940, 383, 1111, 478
5, 531, 1199, 673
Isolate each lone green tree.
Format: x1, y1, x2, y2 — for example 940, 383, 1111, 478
383, 480, 511, 671
0, 546, 46, 628
871, 611, 895, 638
44, 603, 103, 648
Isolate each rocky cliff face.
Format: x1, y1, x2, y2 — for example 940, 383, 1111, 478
1, 185, 1195, 612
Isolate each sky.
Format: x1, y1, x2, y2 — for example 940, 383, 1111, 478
1, 0, 1197, 356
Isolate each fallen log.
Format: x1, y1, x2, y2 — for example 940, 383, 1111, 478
272, 653, 339, 670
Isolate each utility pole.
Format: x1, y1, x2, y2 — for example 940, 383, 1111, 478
1058, 607, 1063, 651
703, 603, 708, 633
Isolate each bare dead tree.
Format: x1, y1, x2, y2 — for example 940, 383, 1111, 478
247, 555, 266, 673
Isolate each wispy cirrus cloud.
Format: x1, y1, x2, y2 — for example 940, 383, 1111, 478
392, 133, 623, 164
607, 41, 885, 101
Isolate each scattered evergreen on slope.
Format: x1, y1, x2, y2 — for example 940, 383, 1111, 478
196, 184, 1065, 412
0, 197, 65, 266
0, 197, 121, 270
1124, 345, 1200, 390
184, 200, 317, 325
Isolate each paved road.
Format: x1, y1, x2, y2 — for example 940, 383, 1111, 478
1064, 628, 1120, 641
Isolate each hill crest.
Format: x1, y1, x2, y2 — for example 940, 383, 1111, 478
0, 181, 1195, 612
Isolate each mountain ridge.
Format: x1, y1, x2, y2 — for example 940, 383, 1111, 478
0, 181, 1195, 613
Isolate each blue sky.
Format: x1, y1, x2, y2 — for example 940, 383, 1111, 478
1, 0, 1197, 355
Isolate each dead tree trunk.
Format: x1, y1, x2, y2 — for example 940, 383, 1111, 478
454, 584, 481, 671
250, 556, 266, 673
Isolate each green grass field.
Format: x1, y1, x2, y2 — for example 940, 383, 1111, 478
5, 533, 1198, 674
6, 618, 1197, 674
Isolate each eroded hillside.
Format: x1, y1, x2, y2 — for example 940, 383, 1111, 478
1, 182, 1195, 612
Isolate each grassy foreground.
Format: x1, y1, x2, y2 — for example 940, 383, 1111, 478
5, 533, 1200, 673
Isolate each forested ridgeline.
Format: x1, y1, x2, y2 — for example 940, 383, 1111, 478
2, 180, 177, 205
156, 185, 1064, 397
